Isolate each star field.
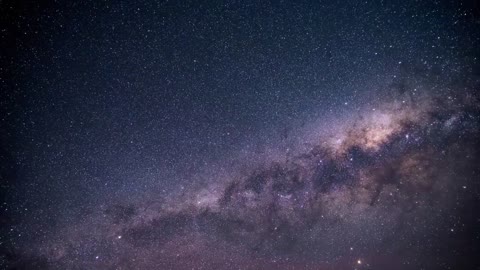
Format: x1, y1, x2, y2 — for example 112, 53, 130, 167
1, 1, 479, 269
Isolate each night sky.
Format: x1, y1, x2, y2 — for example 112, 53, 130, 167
1, 1, 480, 269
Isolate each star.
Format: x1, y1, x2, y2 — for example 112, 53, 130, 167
2, 1, 478, 269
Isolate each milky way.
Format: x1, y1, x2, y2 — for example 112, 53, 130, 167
1, 1, 479, 270
7, 90, 479, 270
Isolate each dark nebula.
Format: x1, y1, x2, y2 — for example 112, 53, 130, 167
1, 1, 479, 269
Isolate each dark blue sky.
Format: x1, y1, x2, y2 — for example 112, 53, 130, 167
1, 1, 479, 269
